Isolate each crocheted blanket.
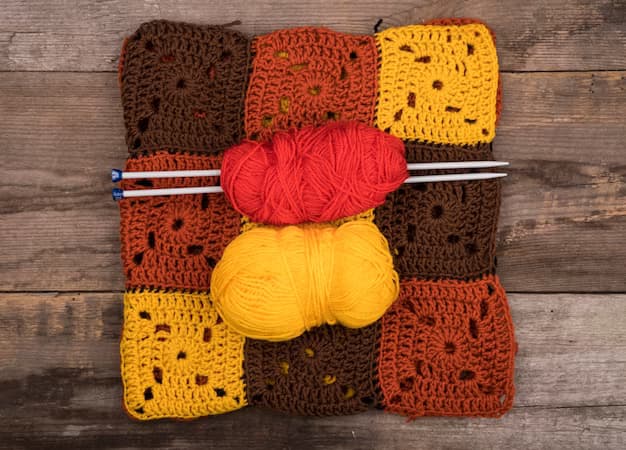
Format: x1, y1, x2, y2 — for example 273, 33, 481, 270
116, 19, 516, 420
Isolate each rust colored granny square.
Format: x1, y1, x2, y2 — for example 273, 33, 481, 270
119, 20, 250, 154
244, 27, 378, 141
119, 151, 241, 291
378, 276, 516, 418
375, 141, 499, 280
244, 323, 380, 416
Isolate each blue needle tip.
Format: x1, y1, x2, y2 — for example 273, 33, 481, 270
112, 188, 124, 201
111, 169, 123, 182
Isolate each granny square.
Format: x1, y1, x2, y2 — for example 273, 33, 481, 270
244, 27, 379, 141
119, 152, 241, 291
378, 276, 515, 418
375, 141, 500, 279
375, 23, 499, 144
245, 323, 380, 416
121, 290, 247, 420
423, 18, 502, 123
120, 20, 250, 154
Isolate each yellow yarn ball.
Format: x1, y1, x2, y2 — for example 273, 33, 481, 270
211, 221, 399, 341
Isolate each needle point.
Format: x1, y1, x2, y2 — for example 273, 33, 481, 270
112, 188, 124, 201
112, 169, 123, 182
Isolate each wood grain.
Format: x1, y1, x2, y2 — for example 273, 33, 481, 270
0, 0, 625, 72
1, 1, 625, 447
0, 292, 624, 449
1, 71, 624, 292
1, 407, 623, 450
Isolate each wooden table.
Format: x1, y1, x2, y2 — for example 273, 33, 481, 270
1, 1, 625, 448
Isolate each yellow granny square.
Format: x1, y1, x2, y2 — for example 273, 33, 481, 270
120, 290, 247, 420
375, 24, 499, 145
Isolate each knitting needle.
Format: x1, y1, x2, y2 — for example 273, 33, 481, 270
111, 168, 220, 182
113, 186, 223, 200
405, 172, 506, 183
111, 161, 509, 182
112, 172, 506, 200
410, 161, 509, 170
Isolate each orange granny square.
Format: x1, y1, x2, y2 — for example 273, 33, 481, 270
119, 152, 241, 291
244, 27, 378, 141
378, 276, 516, 418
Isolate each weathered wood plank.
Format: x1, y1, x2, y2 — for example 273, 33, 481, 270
1, 407, 624, 450
0, 292, 624, 449
0, 0, 624, 72
1, 71, 624, 292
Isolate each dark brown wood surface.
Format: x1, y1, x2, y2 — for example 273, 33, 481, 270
1, 1, 625, 448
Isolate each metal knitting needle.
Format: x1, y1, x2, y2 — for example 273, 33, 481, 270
405, 172, 506, 183
409, 161, 509, 170
112, 172, 506, 200
111, 161, 509, 182
113, 185, 223, 200
111, 168, 221, 182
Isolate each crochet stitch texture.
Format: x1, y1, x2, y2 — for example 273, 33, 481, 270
374, 24, 499, 144
245, 323, 380, 416
375, 141, 500, 279
120, 21, 250, 154
116, 19, 516, 420
378, 276, 515, 418
245, 27, 379, 141
121, 290, 246, 419
120, 152, 240, 291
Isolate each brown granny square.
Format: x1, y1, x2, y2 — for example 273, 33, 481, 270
119, 20, 250, 154
244, 323, 380, 416
375, 141, 499, 279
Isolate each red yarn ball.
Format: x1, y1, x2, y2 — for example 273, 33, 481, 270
221, 121, 407, 225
